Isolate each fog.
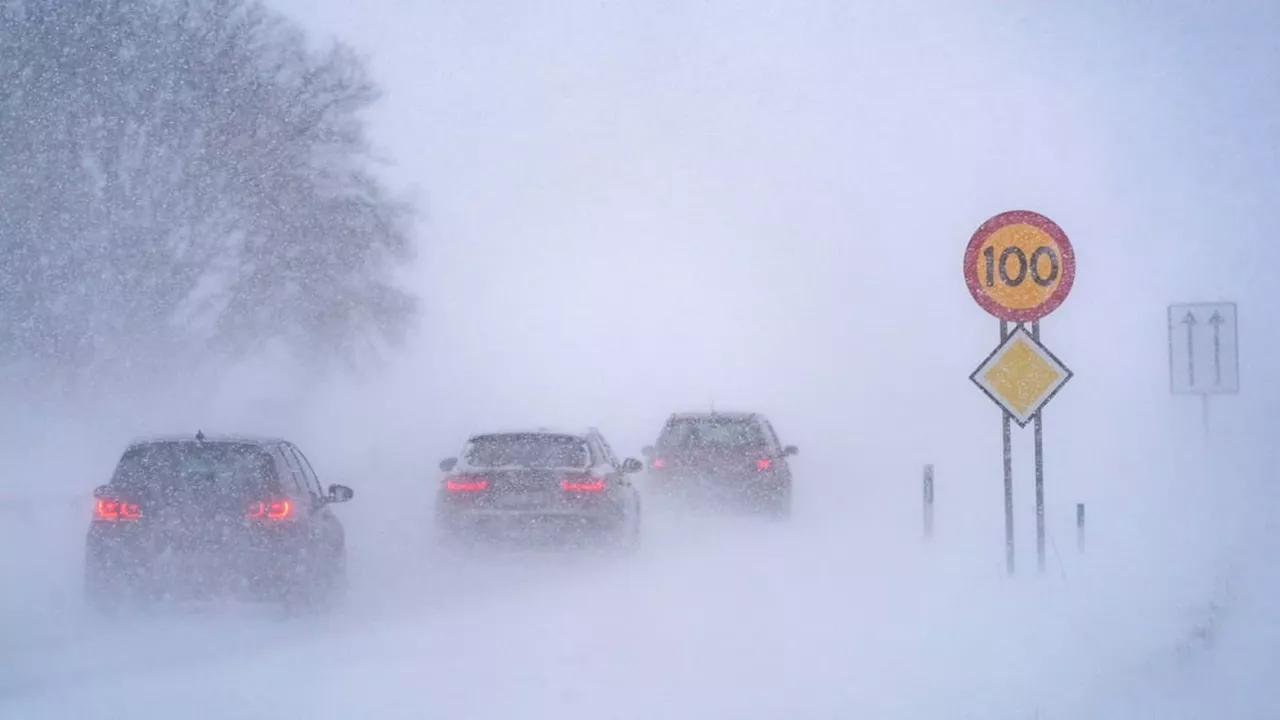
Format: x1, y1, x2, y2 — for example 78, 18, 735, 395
2, 1, 1278, 718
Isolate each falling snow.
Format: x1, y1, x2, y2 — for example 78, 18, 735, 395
3, 1, 1280, 718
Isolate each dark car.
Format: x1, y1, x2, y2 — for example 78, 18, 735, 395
640, 411, 797, 517
434, 428, 643, 551
84, 432, 354, 613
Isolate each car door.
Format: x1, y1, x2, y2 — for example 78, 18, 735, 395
758, 419, 789, 475
292, 444, 345, 548
285, 444, 325, 501
592, 432, 635, 510
273, 444, 311, 509
280, 443, 340, 550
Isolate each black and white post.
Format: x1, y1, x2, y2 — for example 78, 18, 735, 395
1076, 502, 1086, 554
923, 464, 934, 540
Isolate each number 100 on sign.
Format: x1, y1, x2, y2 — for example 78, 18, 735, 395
964, 210, 1076, 323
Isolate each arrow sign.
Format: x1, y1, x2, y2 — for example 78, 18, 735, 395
1181, 311, 1197, 387
1168, 302, 1240, 395
1208, 311, 1225, 386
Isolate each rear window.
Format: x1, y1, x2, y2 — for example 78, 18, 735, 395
658, 417, 766, 448
111, 441, 276, 496
465, 434, 589, 469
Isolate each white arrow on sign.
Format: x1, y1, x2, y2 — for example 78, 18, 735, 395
1168, 301, 1239, 395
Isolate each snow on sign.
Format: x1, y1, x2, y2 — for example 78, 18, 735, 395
963, 210, 1076, 323
1168, 301, 1239, 395
970, 325, 1073, 428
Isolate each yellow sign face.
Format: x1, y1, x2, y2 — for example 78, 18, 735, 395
963, 210, 1076, 323
973, 224, 1064, 310
970, 326, 1073, 426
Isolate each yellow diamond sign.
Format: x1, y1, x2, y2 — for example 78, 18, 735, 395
970, 326, 1073, 427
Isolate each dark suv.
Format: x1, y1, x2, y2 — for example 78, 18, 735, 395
84, 432, 353, 612
641, 411, 798, 517
435, 428, 643, 551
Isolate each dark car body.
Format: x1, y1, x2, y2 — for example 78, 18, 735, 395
84, 433, 353, 612
641, 411, 797, 517
434, 428, 643, 551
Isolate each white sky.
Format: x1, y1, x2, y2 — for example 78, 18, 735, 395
253, 0, 1279, 540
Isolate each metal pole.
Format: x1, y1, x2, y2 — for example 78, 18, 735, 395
1076, 502, 1085, 553
1031, 320, 1046, 574
1201, 394, 1211, 443
1001, 320, 1015, 576
923, 464, 934, 540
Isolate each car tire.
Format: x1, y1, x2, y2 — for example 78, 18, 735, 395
436, 525, 486, 565
433, 520, 467, 556
766, 484, 792, 520
324, 550, 348, 609
84, 550, 150, 616
84, 565, 126, 616
282, 549, 344, 615
615, 501, 642, 556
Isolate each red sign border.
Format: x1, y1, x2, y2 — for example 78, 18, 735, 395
963, 210, 1076, 323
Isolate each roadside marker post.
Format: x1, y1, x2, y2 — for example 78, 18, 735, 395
923, 464, 935, 540
1076, 502, 1086, 554
964, 210, 1076, 576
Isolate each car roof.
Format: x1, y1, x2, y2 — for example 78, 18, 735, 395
467, 428, 591, 441
123, 433, 286, 451
668, 411, 760, 422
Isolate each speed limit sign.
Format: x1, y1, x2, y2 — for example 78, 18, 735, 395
963, 210, 1076, 322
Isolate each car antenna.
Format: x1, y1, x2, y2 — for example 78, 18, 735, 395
195, 429, 205, 442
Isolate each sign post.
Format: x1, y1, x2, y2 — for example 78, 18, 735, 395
923, 464, 935, 540
1167, 301, 1239, 441
964, 210, 1076, 575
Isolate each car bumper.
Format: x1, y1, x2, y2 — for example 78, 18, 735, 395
439, 508, 627, 544
649, 468, 785, 490
86, 528, 304, 601
647, 470, 787, 506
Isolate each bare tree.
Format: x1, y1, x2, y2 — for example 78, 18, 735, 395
0, 0, 417, 394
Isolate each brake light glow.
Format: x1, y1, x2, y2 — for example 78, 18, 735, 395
246, 499, 292, 520
756, 458, 771, 470
651, 458, 665, 469
94, 498, 142, 521
446, 476, 488, 491
561, 477, 605, 492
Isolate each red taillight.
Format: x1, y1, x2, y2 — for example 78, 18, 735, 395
561, 476, 605, 492
94, 498, 142, 521
246, 499, 292, 520
446, 475, 488, 491
756, 458, 771, 470
651, 458, 666, 469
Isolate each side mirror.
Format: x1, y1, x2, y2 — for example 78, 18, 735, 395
621, 458, 643, 474
439, 457, 458, 472
327, 484, 354, 503
640, 446, 655, 457
783, 445, 798, 457
93, 485, 112, 499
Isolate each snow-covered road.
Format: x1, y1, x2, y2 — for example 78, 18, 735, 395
0, 460, 1249, 719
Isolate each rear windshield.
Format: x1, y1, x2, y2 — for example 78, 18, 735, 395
111, 441, 276, 496
658, 417, 767, 449
465, 434, 590, 469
